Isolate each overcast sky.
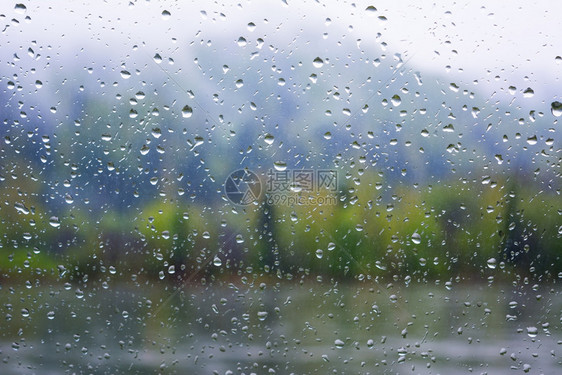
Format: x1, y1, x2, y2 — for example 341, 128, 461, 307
1, 0, 560, 105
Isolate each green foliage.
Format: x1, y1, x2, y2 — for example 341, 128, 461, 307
0, 171, 559, 282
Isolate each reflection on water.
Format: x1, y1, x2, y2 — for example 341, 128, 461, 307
1, 280, 561, 374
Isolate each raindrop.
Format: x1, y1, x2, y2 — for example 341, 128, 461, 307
153, 53, 162, 63
486, 258, 497, 269
526, 326, 538, 338
522, 87, 534, 98
551, 101, 562, 117
47, 311, 55, 320
151, 128, 161, 138
411, 232, 421, 245
312, 57, 324, 68
257, 311, 268, 321
273, 161, 287, 171
213, 256, 222, 267
365, 5, 377, 14
120, 70, 131, 79
327, 242, 335, 251
315, 249, 323, 259
323, 131, 332, 140
14, 3, 27, 14
391, 94, 401, 106
334, 339, 344, 348
182, 105, 193, 118
161, 10, 171, 20
264, 133, 275, 145
526, 135, 537, 145
237, 37, 247, 47
49, 216, 61, 228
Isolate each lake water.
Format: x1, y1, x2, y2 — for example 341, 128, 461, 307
1, 279, 561, 374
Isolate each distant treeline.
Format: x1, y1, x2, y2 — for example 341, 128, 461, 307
1, 170, 559, 284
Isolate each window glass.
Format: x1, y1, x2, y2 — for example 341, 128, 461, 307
1, 1, 560, 373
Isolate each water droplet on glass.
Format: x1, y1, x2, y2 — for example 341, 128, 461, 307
334, 339, 344, 348
312, 57, 324, 68
273, 161, 287, 171
411, 232, 421, 244
161, 10, 171, 20
182, 105, 193, 118
151, 128, 161, 138
487, 258, 497, 269
120, 70, 131, 79
391, 94, 401, 106
526, 326, 538, 338
315, 249, 323, 259
257, 311, 268, 321
15, 3, 27, 14
153, 53, 162, 63
365, 5, 377, 14
49, 216, 60, 228
47, 311, 55, 320
21, 308, 29, 318
213, 256, 222, 267
526, 135, 537, 145
522, 87, 534, 98
264, 133, 275, 145
237, 37, 247, 47
551, 101, 562, 117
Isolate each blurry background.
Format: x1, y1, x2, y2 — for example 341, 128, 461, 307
0, 1, 560, 373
